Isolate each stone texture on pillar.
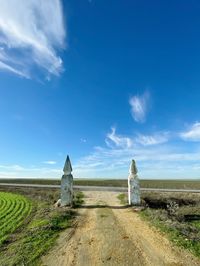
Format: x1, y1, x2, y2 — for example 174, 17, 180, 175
61, 155, 73, 206
128, 159, 141, 206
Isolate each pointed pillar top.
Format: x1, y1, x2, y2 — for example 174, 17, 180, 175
63, 155, 72, 175
129, 159, 138, 175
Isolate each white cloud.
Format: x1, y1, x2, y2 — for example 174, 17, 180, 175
129, 91, 150, 123
74, 140, 200, 179
2, 123, 200, 179
43, 161, 57, 165
106, 127, 133, 149
106, 127, 168, 148
136, 132, 169, 146
180, 122, 200, 141
0, 164, 24, 171
1, 139, 200, 180
0, 61, 29, 78
0, 164, 61, 179
0, 0, 65, 78
73, 125, 200, 179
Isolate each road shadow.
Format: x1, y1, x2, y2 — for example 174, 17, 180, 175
77, 204, 130, 209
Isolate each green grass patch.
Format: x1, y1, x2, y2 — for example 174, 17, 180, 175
117, 193, 128, 205
100, 214, 108, 218
28, 218, 49, 229
0, 192, 32, 246
0, 189, 80, 266
191, 221, 200, 229
0, 209, 75, 266
73, 191, 85, 207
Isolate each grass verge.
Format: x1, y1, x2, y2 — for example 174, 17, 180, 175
0, 189, 83, 266
140, 205, 200, 258
116, 191, 200, 258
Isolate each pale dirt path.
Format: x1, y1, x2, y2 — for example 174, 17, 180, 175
42, 191, 200, 266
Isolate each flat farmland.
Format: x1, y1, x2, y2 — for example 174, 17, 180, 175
0, 187, 79, 265
75, 179, 200, 189
0, 178, 200, 189
0, 186, 199, 265
0, 192, 31, 245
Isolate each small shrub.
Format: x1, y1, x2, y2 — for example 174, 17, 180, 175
73, 191, 84, 207
166, 200, 179, 216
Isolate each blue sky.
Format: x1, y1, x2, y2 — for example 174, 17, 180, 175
0, 0, 200, 179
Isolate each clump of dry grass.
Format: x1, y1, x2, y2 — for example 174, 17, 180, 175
140, 192, 200, 258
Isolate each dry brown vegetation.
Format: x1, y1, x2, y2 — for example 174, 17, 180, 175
140, 192, 200, 258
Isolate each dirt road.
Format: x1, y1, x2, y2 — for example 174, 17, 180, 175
42, 192, 200, 266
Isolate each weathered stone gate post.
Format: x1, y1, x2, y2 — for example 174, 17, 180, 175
128, 159, 141, 206
61, 155, 73, 206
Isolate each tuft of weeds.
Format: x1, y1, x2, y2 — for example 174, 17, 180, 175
117, 193, 128, 205
100, 214, 108, 218
73, 191, 85, 207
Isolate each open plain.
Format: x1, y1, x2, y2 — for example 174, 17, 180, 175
42, 191, 200, 266
0, 185, 199, 266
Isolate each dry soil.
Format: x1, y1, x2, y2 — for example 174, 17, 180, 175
42, 191, 200, 266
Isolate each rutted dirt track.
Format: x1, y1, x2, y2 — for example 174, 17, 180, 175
42, 192, 200, 266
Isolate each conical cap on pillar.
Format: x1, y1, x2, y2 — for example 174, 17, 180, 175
63, 155, 72, 175
129, 159, 138, 175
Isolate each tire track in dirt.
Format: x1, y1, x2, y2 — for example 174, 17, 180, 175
42, 191, 200, 266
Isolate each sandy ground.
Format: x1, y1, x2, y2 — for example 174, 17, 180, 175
42, 191, 200, 266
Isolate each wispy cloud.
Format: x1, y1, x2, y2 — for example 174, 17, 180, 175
43, 161, 57, 165
135, 132, 169, 146
106, 127, 169, 148
74, 141, 200, 178
106, 127, 133, 149
0, 164, 24, 171
180, 122, 200, 141
0, 61, 29, 78
129, 91, 150, 123
0, 0, 65, 79
2, 123, 200, 179
0, 164, 61, 179
73, 126, 200, 179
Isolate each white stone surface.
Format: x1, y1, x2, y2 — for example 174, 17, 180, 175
61, 174, 73, 206
63, 155, 72, 175
128, 160, 141, 206
128, 177, 141, 205
60, 156, 73, 206
54, 198, 61, 207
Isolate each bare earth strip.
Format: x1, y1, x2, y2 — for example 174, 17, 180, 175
42, 192, 200, 266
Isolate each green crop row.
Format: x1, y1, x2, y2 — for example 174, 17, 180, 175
0, 192, 32, 245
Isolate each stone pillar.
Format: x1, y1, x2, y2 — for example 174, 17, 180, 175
61, 155, 73, 206
128, 159, 141, 206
